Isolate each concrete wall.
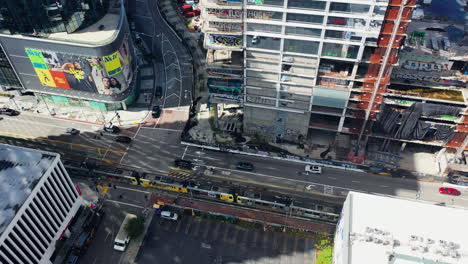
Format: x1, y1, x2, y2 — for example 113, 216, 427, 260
243, 105, 310, 142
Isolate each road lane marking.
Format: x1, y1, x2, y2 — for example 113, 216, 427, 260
379, 185, 389, 188
211, 222, 222, 240
202, 222, 210, 239
175, 219, 183, 232
0, 131, 126, 155
181, 145, 188, 159
352, 180, 360, 183
114, 186, 150, 194
222, 225, 231, 242
252, 231, 259, 246
105, 200, 144, 208
328, 177, 337, 180
293, 236, 299, 253
230, 228, 240, 244
184, 218, 192, 235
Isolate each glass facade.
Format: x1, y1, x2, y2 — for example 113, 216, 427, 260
329, 3, 370, 14
284, 39, 319, 55
0, 0, 109, 36
0, 45, 21, 89
285, 27, 321, 37
247, 0, 284, 6
287, 13, 324, 24
288, 0, 326, 10
247, 23, 282, 33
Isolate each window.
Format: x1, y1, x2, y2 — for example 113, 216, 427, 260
285, 27, 321, 37
247, 35, 281, 51
327, 17, 366, 30
288, 0, 326, 10
287, 13, 323, 24
325, 30, 362, 42
247, 0, 284, 6
329, 3, 370, 14
284, 39, 319, 55
322, 43, 360, 59
247, 23, 282, 33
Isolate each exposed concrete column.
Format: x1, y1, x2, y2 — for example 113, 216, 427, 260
213, 103, 219, 129
121, 101, 127, 110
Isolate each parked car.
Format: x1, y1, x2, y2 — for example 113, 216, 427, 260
174, 159, 192, 170
115, 136, 132, 143
0, 108, 19, 116
130, 22, 136, 31
439, 187, 460, 196
155, 86, 163, 98
152, 105, 161, 118
66, 128, 80, 135
305, 165, 322, 174
251, 35, 258, 44
236, 161, 254, 171
160, 211, 178, 221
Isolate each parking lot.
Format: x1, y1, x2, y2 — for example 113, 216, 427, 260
137, 214, 319, 264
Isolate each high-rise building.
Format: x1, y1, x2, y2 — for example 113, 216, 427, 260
334, 191, 468, 264
0, 0, 136, 114
200, 0, 467, 169
0, 144, 83, 264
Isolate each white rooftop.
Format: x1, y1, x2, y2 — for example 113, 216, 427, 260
0, 144, 56, 234
345, 192, 468, 264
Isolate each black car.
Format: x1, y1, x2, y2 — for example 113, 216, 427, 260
174, 159, 192, 170
104, 125, 120, 134
236, 161, 254, 171
155, 86, 163, 98
0, 108, 19, 116
114, 136, 132, 143
152, 106, 161, 118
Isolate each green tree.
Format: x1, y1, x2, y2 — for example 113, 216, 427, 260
315, 238, 333, 264
124, 217, 145, 239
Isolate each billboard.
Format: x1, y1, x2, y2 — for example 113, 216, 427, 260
25, 40, 132, 96
399, 55, 453, 72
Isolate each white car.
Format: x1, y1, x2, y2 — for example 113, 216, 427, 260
161, 211, 178, 221
251, 35, 258, 44
305, 165, 322, 174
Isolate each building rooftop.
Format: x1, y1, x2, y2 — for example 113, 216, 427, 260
8, 2, 122, 46
0, 144, 57, 235
345, 192, 468, 264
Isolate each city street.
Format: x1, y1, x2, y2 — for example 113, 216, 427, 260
138, 214, 319, 264
2, 112, 468, 209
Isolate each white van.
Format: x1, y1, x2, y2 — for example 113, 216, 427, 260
114, 214, 137, 251
161, 211, 178, 221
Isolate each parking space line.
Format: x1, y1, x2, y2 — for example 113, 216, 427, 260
272, 232, 278, 250
184, 218, 192, 235
191, 218, 202, 237
175, 219, 183, 232
252, 231, 259, 247
241, 230, 249, 245
293, 236, 299, 253
230, 228, 240, 244
202, 222, 210, 239
304, 238, 312, 262
262, 232, 270, 248
222, 224, 230, 243
212, 222, 222, 241
105, 200, 144, 208
282, 236, 288, 253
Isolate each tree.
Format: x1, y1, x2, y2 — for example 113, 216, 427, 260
315, 238, 333, 264
124, 217, 145, 239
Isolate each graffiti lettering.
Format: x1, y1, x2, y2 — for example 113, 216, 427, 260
207, 8, 242, 19
209, 22, 243, 32
393, 73, 441, 82
209, 35, 243, 47
401, 60, 450, 72
247, 10, 273, 20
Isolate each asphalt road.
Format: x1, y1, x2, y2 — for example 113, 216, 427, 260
138, 214, 319, 264
128, 0, 193, 109
2, 113, 468, 208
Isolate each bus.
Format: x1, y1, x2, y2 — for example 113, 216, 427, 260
114, 214, 137, 251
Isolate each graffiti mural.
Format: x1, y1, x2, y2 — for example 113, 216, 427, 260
247, 10, 274, 20
208, 79, 242, 94
206, 8, 242, 19
399, 55, 453, 72
209, 21, 243, 32
209, 34, 243, 47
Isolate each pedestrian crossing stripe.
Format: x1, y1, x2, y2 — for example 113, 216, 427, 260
170, 167, 193, 173
168, 170, 193, 179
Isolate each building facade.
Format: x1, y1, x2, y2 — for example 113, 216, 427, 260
0, 144, 82, 264
0, 0, 136, 113
200, 0, 467, 169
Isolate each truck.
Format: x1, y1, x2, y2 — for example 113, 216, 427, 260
114, 214, 137, 251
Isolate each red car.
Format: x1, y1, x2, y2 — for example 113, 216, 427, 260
439, 187, 461, 196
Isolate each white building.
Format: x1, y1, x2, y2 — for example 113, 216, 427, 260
0, 144, 82, 264
334, 191, 468, 264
